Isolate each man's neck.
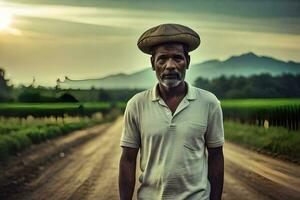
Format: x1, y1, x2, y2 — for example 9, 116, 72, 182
158, 81, 187, 100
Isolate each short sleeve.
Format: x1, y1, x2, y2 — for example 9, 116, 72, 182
120, 99, 141, 149
205, 100, 225, 148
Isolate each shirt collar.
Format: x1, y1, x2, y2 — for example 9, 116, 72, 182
151, 81, 197, 101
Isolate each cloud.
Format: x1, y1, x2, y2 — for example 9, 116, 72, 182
1, 0, 300, 86
2, 0, 300, 37
12, 16, 138, 40
6, 0, 300, 18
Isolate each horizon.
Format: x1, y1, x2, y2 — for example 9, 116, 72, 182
57, 51, 299, 83
1, 0, 300, 86
3, 50, 300, 88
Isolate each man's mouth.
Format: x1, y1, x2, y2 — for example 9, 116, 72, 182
163, 73, 179, 79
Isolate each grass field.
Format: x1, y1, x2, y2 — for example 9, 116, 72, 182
221, 98, 300, 108
0, 102, 126, 117
224, 120, 300, 163
1, 98, 298, 110
0, 114, 110, 161
0, 102, 111, 109
0, 99, 299, 129
0, 104, 120, 161
220, 98, 300, 130
0, 99, 299, 162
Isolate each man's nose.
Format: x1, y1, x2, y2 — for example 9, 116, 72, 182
165, 58, 176, 70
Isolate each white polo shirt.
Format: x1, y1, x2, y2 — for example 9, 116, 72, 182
120, 82, 224, 200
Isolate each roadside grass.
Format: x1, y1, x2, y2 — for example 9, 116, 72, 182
224, 120, 300, 163
0, 113, 115, 161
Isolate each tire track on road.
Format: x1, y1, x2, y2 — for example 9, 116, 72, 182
67, 118, 122, 200
223, 142, 300, 200
3, 118, 300, 200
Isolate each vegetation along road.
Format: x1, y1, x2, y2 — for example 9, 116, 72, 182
0, 118, 299, 200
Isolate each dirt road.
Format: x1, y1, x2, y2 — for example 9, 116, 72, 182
1, 118, 300, 200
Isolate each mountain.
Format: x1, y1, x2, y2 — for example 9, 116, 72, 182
58, 52, 300, 89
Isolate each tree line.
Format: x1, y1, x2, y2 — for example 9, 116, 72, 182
1, 67, 300, 102
194, 73, 300, 99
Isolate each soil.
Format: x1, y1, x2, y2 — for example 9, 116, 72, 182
0, 117, 299, 200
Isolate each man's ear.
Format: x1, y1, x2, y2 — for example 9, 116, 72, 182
186, 54, 191, 70
150, 56, 155, 71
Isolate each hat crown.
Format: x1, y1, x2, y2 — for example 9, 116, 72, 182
137, 23, 200, 54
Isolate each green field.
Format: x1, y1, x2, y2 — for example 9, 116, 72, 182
0, 102, 126, 117
0, 102, 111, 110
220, 98, 300, 130
0, 102, 125, 161
221, 98, 300, 108
0, 99, 299, 129
0, 99, 299, 162
1, 98, 298, 109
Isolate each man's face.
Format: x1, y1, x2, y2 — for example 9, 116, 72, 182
151, 43, 190, 88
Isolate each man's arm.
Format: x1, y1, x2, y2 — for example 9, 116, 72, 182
119, 146, 139, 200
207, 146, 224, 200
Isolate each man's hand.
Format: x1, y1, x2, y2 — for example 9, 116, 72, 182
119, 147, 139, 200
207, 146, 224, 200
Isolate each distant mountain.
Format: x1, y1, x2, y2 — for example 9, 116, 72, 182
58, 52, 300, 89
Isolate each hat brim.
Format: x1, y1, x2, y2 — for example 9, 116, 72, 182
138, 33, 200, 54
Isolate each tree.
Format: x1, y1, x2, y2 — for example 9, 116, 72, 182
18, 90, 41, 102
194, 77, 210, 90
57, 93, 78, 102
98, 89, 113, 102
0, 68, 12, 102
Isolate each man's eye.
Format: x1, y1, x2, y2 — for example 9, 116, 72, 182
174, 56, 183, 62
157, 58, 166, 63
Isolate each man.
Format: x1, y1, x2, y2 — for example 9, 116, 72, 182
119, 24, 224, 200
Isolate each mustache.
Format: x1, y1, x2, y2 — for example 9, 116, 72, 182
161, 71, 181, 78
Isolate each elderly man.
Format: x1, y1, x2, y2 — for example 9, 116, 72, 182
119, 24, 224, 200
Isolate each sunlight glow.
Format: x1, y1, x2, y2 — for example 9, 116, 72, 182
0, 10, 12, 30
0, 8, 21, 35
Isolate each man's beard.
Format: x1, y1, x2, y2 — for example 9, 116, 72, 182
159, 71, 185, 88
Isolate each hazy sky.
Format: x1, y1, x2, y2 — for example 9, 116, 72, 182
0, 0, 300, 86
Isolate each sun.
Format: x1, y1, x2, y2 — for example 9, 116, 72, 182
0, 11, 12, 30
